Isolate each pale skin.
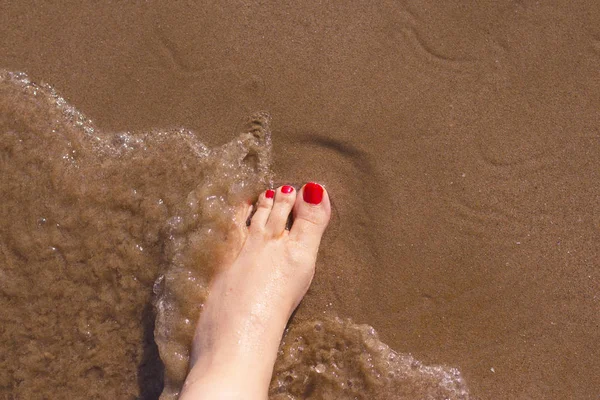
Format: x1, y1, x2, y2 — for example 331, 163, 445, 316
179, 182, 331, 399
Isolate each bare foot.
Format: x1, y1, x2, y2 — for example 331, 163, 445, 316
180, 182, 331, 399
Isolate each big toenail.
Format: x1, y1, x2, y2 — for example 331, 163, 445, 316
281, 185, 294, 194
265, 189, 275, 199
303, 182, 324, 204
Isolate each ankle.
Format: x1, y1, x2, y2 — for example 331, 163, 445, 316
182, 350, 273, 400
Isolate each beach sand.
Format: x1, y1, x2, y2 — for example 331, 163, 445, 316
1, 1, 599, 398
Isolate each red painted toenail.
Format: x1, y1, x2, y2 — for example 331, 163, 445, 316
303, 182, 324, 205
265, 189, 275, 199
281, 185, 294, 194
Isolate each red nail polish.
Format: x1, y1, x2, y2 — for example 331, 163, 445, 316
281, 185, 294, 194
303, 182, 324, 205
265, 189, 275, 199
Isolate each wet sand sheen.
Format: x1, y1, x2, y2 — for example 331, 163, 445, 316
1, 1, 600, 399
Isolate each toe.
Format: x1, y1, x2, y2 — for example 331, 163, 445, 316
265, 185, 297, 236
221, 201, 254, 264
289, 183, 331, 249
249, 189, 275, 233
233, 201, 253, 229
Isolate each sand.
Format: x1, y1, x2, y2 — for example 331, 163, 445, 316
1, 0, 599, 398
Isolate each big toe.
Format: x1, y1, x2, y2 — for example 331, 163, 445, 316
289, 182, 331, 250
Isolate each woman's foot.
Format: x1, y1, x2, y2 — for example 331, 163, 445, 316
180, 183, 331, 399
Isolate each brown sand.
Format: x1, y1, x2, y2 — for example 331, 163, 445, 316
1, 0, 599, 398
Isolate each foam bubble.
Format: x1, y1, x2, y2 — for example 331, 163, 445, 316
271, 318, 471, 399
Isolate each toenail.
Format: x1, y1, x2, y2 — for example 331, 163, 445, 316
265, 189, 275, 199
281, 185, 294, 194
303, 182, 324, 205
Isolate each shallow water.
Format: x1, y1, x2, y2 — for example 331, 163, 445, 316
0, 71, 470, 399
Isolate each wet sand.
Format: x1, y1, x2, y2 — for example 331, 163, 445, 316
1, 1, 599, 399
